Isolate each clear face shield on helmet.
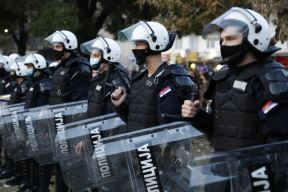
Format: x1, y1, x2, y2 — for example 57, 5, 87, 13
45, 31, 69, 61
80, 38, 105, 70
119, 21, 160, 65
80, 37, 109, 55
118, 21, 156, 43
45, 31, 69, 47
202, 9, 250, 45
202, 9, 251, 67
13, 56, 33, 77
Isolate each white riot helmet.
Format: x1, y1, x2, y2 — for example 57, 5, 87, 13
119, 21, 175, 52
0, 55, 13, 72
24, 54, 47, 69
10, 60, 31, 77
80, 37, 121, 63
9, 53, 20, 61
45, 30, 78, 50
203, 7, 279, 55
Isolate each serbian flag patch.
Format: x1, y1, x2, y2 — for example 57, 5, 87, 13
159, 86, 171, 98
261, 100, 278, 114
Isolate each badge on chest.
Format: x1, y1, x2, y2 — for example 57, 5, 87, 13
145, 79, 153, 87
233, 80, 247, 92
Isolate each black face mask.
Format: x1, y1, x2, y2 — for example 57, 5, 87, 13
220, 44, 248, 68
53, 50, 65, 61
132, 49, 149, 65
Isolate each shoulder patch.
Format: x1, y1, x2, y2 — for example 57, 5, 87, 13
261, 100, 278, 114
159, 86, 171, 98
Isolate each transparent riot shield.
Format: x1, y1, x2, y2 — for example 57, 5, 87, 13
228, 141, 288, 192
185, 141, 288, 192
31, 100, 88, 165
90, 121, 209, 192
0, 103, 25, 139
0, 102, 25, 136
0, 94, 10, 108
0, 102, 24, 117
185, 151, 235, 192
0, 103, 26, 160
56, 113, 127, 192
1, 104, 52, 161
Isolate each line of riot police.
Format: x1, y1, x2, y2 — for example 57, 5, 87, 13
0, 6, 288, 192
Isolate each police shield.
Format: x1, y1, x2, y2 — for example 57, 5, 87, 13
1, 104, 53, 161
0, 94, 10, 108
91, 121, 208, 191
186, 151, 235, 192
0, 102, 24, 117
228, 141, 288, 192
56, 113, 127, 192
29, 100, 88, 165
185, 141, 288, 192
0, 102, 25, 136
0, 103, 26, 160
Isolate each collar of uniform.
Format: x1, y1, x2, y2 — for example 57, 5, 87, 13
132, 68, 147, 82
153, 62, 168, 77
91, 70, 107, 82
213, 65, 230, 81
132, 63, 168, 82
61, 52, 77, 67
233, 60, 264, 79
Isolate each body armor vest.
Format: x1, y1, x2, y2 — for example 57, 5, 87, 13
25, 77, 51, 109
211, 61, 288, 150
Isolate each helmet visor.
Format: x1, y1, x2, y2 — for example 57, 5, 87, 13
202, 8, 249, 42
45, 31, 68, 45
118, 21, 154, 42
80, 37, 108, 55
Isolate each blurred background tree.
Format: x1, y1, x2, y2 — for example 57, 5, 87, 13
0, 0, 287, 54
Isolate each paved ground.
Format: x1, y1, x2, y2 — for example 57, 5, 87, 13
0, 177, 55, 192
0, 185, 18, 192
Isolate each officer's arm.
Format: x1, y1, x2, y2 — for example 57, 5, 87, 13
255, 68, 288, 143
261, 104, 288, 143
36, 81, 51, 106
156, 78, 213, 127
113, 99, 129, 123
110, 66, 130, 123
19, 80, 32, 102
256, 78, 288, 142
156, 79, 183, 124
70, 64, 91, 101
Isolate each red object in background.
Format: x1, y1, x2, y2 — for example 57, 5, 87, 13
275, 56, 288, 68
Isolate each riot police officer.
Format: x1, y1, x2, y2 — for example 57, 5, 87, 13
3, 59, 32, 188
45, 30, 91, 105
20, 53, 52, 192
80, 37, 130, 118
111, 21, 198, 131
45, 30, 91, 192
0, 54, 18, 183
182, 7, 288, 151
0, 55, 15, 95
24, 53, 52, 109
9, 59, 32, 105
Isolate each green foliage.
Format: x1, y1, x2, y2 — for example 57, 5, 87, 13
0, 0, 287, 54
29, 0, 79, 36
